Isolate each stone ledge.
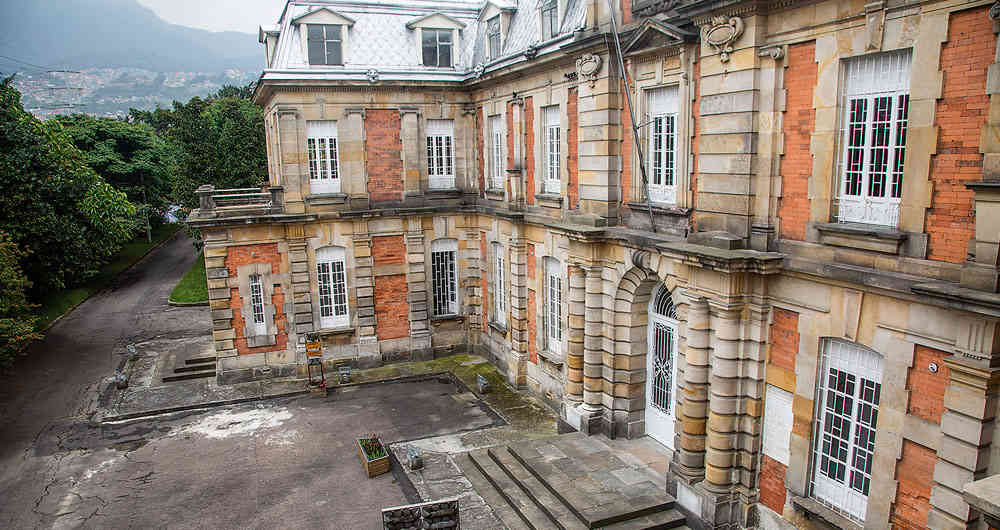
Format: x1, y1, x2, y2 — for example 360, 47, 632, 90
488, 321, 508, 335
814, 222, 906, 255
485, 188, 505, 201
788, 493, 861, 529
537, 348, 564, 366
627, 201, 691, 217
425, 188, 463, 198
305, 193, 348, 206
431, 314, 464, 323
316, 326, 355, 337
912, 281, 1000, 316
963, 475, 1000, 529
535, 193, 564, 209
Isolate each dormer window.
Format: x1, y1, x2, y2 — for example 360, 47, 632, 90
422, 29, 453, 67
487, 16, 501, 59
541, 1, 558, 40
307, 24, 343, 66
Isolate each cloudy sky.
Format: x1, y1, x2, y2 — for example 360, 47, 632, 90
137, 0, 286, 33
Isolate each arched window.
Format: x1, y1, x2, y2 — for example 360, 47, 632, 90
652, 284, 677, 320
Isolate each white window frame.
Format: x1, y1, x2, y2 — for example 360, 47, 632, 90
489, 115, 504, 190
543, 106, 561, 194
421, 28, 453, 67
492, 242, 506, 326
836, 50, 912, 227
307, 24, 343, 66
248, 273, 267, 336
316, 246, 349, 329
810, 339, 883, 524
431, 239, 458, 316
646, 86, 678, 205
426, 119, 455, 190
545, 258, 562, 355
307, 121, 341, 194
487, 16, 501, 59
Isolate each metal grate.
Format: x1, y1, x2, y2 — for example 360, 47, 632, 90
652, 284, 678, 319
427, 119, 455, 189
432, 240, 458, 316
810, 339, 883, 523
249, 274, 266, 336
307, 121, 340, 194
544, 106, 561, 194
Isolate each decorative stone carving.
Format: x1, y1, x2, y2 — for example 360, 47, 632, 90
758, 45, 784, 60
524, 43, 539, 60
631, 250, 650, 269
631, 0, 678, 18
702, 16, 744, 63
473, 62, 486, 78
365, 69, 379, 83
575, 53, 602, 87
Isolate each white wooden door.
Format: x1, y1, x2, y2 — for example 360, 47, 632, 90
646, 285, 677, 448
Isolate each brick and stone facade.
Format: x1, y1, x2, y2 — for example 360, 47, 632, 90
188, 1, 1000, 528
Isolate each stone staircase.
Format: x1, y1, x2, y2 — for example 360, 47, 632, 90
162, 355, 217, 383
457, 433, 689, 529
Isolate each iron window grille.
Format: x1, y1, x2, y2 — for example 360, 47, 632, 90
836, 49, 912, 227
648, 285, 677, 415
316, 246, 349, 328
431, 239, 458, 316
810, 339, 883, 523
487, 16, 501, 59
544, 106, 561, 194
307, 121, 340, 194
422, 29, 453, 67
307, 24, 343, 65
645, 86, 678, 204
249, 273, 267, 336
426, 120, 455, 189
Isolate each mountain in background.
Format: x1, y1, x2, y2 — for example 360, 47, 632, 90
0, 0, 267, 118
0, 0, 264, 73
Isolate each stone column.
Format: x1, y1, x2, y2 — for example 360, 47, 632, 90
506, 235, 528, 386
276, 108, 305, 214
575, 54, 621, 223
286, 224, 312, 340
405, 219, 431, 355
342, 108, 367, 209
751, 46, 785, 251
675, 293, 709, 481
400, 108, 422, 199
352, 231, 379, 359
580, 264, 604, 434
565, 265, 586, 406
705, 304, 742, 492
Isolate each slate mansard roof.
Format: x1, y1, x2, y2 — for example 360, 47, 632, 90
259, 0, 588, 84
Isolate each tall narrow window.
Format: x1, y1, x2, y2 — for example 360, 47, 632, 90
489, 115, 504, 190
492, 242, 506, 326
646, 86, 678, 204
811, 340, 883, 523
545, 258, 562, 354
487, 16, 501, 59
426, 119, 455, 189
248, 274, 267, 336
307, 24, 343, 66
316, 246, 349, 329
307, 121, 340, 194
543, 106, 561, 194
541, 1, 558, 40
431, 239, 458, 316
837, 49, 911, 226
422, 29, 453, 67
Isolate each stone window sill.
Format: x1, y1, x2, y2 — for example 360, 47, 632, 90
537, 348, 564, 366
535, 193, 564, 209
316, 326, 355, 337
789, 494, 862, 530
426, 188, 462, 198
485, 188, 505, 200
305, 193, 348, 206
489, 321, 508, 334
431, 314, 464, 323
627, 201, 690, 216
814, 222, 906, 255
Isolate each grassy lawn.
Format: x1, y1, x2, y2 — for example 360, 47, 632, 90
36, 223, 182, 330
168, 251, 207, 303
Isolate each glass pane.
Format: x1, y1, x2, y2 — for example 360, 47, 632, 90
439, 30, 452, 43
308, 41, 326, 65
422, 31, 437, 66
439, 44, 451, 67
307, 25, 324, 41
326, 43, 342, 65
325, 25, 341, 40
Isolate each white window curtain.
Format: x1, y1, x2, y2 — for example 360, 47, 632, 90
545, 258, 562, 354
543, 106, 561, 194
316, 246, 349, 329
431, 239, 458, 316
426, 119, 455, 190
645, 86, 678, 205
307, 120, 341, 194
837, 49, 912, 226
493, 242, 506, 326
248, 274, 267, 336
490, 115, 504, 190
811, 339, 883, 523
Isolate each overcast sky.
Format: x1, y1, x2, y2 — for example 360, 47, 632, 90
137, 0, 285, 34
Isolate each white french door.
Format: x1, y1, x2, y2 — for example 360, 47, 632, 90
646, 284, 677, 448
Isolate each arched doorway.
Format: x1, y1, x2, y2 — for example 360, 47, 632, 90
646, 284, 678, 448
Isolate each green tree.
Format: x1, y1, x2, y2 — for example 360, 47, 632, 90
0, 232, 40, 369
0, 76, 137, 293
51, 114, 175, 224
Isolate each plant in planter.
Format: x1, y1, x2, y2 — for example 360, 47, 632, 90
357, 433, 390, 478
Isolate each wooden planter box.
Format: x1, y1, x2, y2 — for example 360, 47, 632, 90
357, 438, 391, 478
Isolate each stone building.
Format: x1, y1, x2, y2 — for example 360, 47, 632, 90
187, 0, 1000, 528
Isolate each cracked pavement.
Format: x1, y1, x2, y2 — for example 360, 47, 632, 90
0, 233, 503, 529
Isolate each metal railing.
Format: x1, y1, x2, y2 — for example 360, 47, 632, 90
196, 185, 284, 217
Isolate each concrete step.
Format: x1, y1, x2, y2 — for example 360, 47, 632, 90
162, 371, 215, 383
173, 364, 217, 374
467, 449, 557, 530
184, 356, 218, 365
453, 451, 529, 530
487, 447, 587, 530
602, 509, 687, 530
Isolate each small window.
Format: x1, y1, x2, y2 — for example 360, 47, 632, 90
489, 115, 504, 190
541, 0, 558, 40
431, 239, 458, 316
646, 87, 678, 204
493, 242, 506, 326
307, 121, 340, 194
307, 24, 343, 66
422, 29, 453, 67
426, 119, 455, 189
249, 274, 267, 336
545, 258, 562, 354
837, 50, 912, 227
316, 246, 349, 329
487, 16, 501, 59
543, 106, 561, 194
